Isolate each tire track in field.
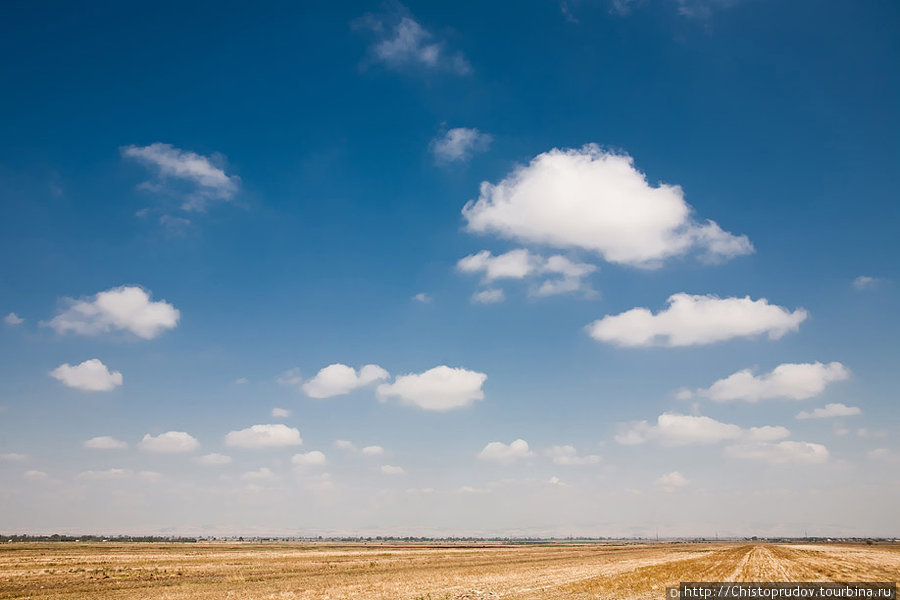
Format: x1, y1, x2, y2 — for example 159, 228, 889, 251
545, 544, 899, 600
548, 545, 757, 600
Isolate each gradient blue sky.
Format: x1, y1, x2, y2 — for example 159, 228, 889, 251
1, 0, 898, 537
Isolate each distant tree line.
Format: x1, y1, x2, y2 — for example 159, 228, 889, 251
3, 534, 893, 544
2, 534, 197, 542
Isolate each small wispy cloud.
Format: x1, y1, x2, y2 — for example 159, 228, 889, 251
431, 128, 492, 164
458, 249, 598, 299
122, 143, 240, 212
615, 412, 790, 447
3, 312, 23, 326
83, 436, 128, 450
852, 276, 883, 290
292, 451, 327, 467
674, 0, 742, 20
380, 464, 406, 475
158, 214, 192, 235
77, 468, 134, 480
796, 403, 861, 420
334, 440, 357, 451
0, 453, 29, 462
725, 441, 829, 465
277, 368, 303, 388
472, 288, 505, 304
193, 453, 232, 466
545, 445, 601, 466
657, 471, 689, 491
354, 6, 471, 75
605, 0, 743, 20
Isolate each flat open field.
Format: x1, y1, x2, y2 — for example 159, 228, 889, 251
1, 542, 897, 600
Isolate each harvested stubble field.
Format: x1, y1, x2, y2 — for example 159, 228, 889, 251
0, 542, 897, 600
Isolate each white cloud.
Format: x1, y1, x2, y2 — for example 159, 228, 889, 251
381, 464, 406, 475
616, 414, 739, 446
291, 451, 327, 467
458, 249, 597, 297
657, 471, 689, 491
478, 439, 534, 463
24, 470, 48, 481
457, 485, 489, 494
83, 436, 128, 450
674, 0, 742, 20
796, 403, 861, 420
867, 448, 898, 461
744, 426, 792, 442
234, 377, 248, 384
675, 388, 694, 400
305, 472, 335, 492
412, 292, 432, 303
362, 445, 385, 456
608, 0, 745, 21
242, 467, 276, 480
377, 366, 487, 411
45, 285, 179, 340
856, 428, 888, 439
121, 143, 240, 211
193, 453, 232, 466
588, 293, 807, 347
431, 128, 492, 163
852, 276, 882, 290
615, 413, 789, 447
158, 214, 191, 233
462, 145, 753, 267
458, 249, 535, 281
543, 256, 597, 280
224, 424, 303, 448
271, 407, 291, 418
725, 441, 829, 465
608, 0, 637, 16
78, 468, 133, 480
357, 10, 470, 75
334, 440, 357, 451
277, 368, 303, 388
302, 363, 389, 398
699, 362, 850, 403
3, 312, 23, 326
0, 453, 28, 462
545, 445, 601, 466
472, 288, 505, 304
50, 359, 123, 392
139, 431, 199, 453
548, 476, 567, 486
531, 254, 598, 297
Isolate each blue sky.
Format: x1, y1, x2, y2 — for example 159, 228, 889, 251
1, 0, 898, 537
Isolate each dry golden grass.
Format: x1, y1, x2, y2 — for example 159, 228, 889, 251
0, 542, 897, 599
